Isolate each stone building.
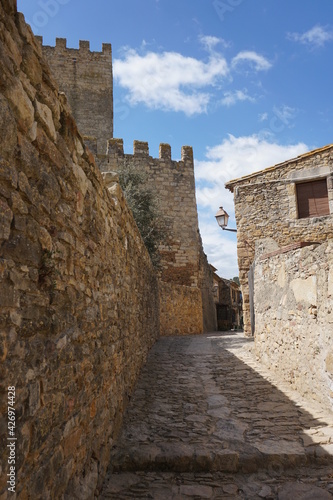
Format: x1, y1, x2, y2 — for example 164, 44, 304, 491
212, 270, 242, 331
225, 145, 333, 409
225, 144, 333, 337
36, 36, 217, 335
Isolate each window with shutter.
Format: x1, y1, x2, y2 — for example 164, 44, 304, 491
296, 179, 330, 219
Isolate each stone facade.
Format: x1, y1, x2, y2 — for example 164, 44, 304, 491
0, 2, 159, 497
226, 145, 333, 336
254, 240, 333, 410
37, 36, 113, 155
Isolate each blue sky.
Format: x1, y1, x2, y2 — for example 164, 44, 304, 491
17, 0, 333, 278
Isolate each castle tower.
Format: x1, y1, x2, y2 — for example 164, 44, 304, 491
36, 37, 113, 155
37, 37, 217, 335
105, 139, 218, 334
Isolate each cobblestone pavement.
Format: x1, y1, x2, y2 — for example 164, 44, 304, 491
99, 332, 333, 499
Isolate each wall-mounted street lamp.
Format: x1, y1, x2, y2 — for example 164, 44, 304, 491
215, 206, 237, 232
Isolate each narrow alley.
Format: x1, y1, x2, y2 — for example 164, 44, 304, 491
100, 332, 333, 499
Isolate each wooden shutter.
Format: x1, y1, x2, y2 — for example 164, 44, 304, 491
296, 179, 329, 219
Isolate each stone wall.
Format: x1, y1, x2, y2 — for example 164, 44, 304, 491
103, 140, 201, 287
199, 245, 218, 332
226, 145, 333, 335
0, 2, 159, 497
37, 36, 113, 155
159, 282, 203, 336
253, 240, 333, 410
103, 139, 217, 335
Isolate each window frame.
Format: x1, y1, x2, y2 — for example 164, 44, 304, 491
296, 178, 330, 219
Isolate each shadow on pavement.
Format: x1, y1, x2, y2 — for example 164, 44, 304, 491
100, 332, 333, 498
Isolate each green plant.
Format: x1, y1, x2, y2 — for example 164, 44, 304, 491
118, 164, 166, 267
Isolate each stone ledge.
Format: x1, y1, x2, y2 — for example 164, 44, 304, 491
260, 241, 319, 261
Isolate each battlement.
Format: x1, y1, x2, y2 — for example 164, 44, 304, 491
37, 36, 113, 153
106, 139, 193, 163
35, 36, 112, 55
134, 140, 149, 156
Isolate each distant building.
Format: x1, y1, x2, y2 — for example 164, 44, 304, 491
211, 267, 242, 330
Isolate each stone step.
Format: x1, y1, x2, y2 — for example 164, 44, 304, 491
110, 438, 328, 475
100, 333, 333, 498
100, 467, 333, 499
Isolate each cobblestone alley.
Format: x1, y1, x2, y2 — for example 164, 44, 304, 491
100, 332, 333, 499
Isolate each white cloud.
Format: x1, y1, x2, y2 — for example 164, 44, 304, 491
232, 51, 272, 71
259, 112, 268, 122
221, 89, 255, 107
114, 41, 273, 115
114, 49, 229, 115
273, 105, 297, 126
287, 24, 333, 48
195, 134, 309, 277
195, 134, 308, 210
199, 35, 230, 51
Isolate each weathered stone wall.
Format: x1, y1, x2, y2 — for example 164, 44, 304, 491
102, 139, 217, 335
37, 36, 113, 155
253, 240, 333, 410
159, 282, 203, 336
199, 244, 218, 332
226, 146, 333, 335
0, 2, 159, 497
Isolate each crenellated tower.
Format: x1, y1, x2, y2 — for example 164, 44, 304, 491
37, 38, 217, 334
36, 37, 113, 155
104, 139, 200, 288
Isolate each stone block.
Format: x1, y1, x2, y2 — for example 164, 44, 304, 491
29, 380, 41, 416
180, 485, 213, 498
0, 157, 18, 190
325, 350, 333, 375
328, 267, 333, 297
0, 94, 17, 159
0, 199, 13, 241
34, 127, 65, 171
21, 43, 43, 86
1, 234, 41, 266
62, 428, 83, 458
34, 100, 57, 142
72, 163, 89, 197
4, 79, 35, 133
38, 227, 52, 251
291, 276, 317, 305
277, 482, 332, 500
37, 170, 61, 204
11, 191, 28, 215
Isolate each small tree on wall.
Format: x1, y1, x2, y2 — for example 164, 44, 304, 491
117, 164, 166, 267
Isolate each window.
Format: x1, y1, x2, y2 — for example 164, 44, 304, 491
296, 179, 329, 219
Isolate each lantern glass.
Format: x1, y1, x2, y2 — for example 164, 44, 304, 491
215, 207, 229, 228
